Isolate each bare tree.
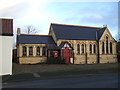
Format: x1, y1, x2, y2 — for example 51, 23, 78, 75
117, 28, 120, 42
24, 25, 38, 34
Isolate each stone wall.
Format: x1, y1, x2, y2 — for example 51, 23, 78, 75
57, 39, 98, 64
19, 57, 47, 64
98, 28, 117, 63
57, 37, 117, 64
99, 54, 117, 63
87, 54, 97, 64
74, 54, 86, 64
17, 44, 47, 64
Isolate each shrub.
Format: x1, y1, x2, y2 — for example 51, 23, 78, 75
47, 56, 66, 64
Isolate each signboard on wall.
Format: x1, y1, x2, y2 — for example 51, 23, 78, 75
53, 51, 58, 58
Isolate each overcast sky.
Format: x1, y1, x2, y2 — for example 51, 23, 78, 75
0, 0, 119, 46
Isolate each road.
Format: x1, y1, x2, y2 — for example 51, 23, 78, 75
3, 73, 118, 88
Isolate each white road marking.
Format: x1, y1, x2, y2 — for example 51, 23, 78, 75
33, 73, 40, 78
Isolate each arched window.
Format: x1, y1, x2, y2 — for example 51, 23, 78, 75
36, 46, 40, 56
110, 42, 112, 54
102, 42, 104, 54
93, 44, 96, 54
106, 36, 109, 54
77, 44, 80, 54
23, 46, 27, 56
89, 44, 92, 54
81, 44, 84, 54
29, 47, 33, 56
42, 47, 46, 56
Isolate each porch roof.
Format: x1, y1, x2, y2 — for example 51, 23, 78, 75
59, 41, 74, 50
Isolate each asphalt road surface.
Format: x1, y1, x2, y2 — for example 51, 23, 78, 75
3, 73, 118, 88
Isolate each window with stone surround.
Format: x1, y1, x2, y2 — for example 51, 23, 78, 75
93, 44, 96, 54
102, 42, 104, 54
110, 42, 112, 54
81, 44, 84, 54
29, 47, 33, 56
106, 36, 109, 54
42, 47, 46, 56
89, 44, 92, 54
23, 46, 27, 56
77, 44, 80, 54
36, 46, 40, 56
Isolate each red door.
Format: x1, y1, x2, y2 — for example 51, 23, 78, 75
63, 48, 70, 63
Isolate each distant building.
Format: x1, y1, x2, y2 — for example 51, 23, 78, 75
17, 23, 117, 64
117, 41, 120, 62
0, 18, 13, 75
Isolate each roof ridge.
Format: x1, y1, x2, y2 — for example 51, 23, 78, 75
20, 34, 51, 36
51, 23, 103, 29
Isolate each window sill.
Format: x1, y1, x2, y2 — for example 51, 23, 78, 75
77, 53, 98, 55
42, 56, 47, 57
22, 56, 27, 57
29, 56, 33, 57
22, 56, 47, 57
22, 56, 33, 57
80, 53, 85, 55
36, 56, 41, 57
102, 53, 113, 55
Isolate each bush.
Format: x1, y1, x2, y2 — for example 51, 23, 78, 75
47, 56, 66, 64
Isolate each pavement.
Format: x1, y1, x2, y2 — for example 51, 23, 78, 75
2, 73, 119, 88
1, 68, 119, 83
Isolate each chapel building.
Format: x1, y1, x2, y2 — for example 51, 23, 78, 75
16, 23, 117, 64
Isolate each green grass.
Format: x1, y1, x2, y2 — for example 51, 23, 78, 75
3, 63, 119, 83
13, 63, 119, 74
51, 66, 118, 73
